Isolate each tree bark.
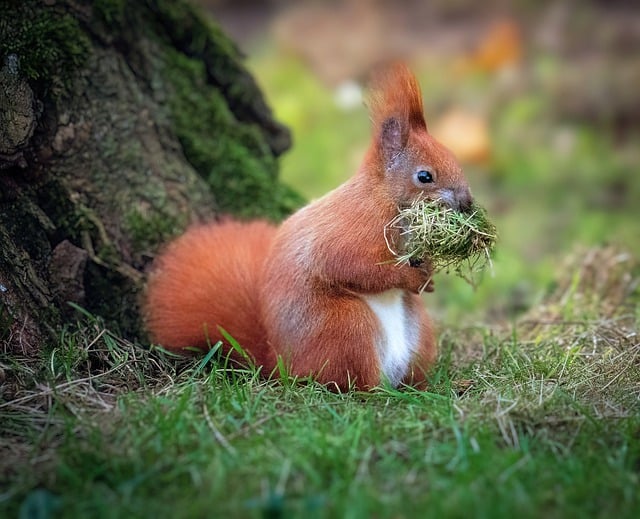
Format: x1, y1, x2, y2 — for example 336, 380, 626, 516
0, 0, 300, 353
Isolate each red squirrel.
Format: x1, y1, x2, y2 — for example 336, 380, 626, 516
144, 63, 473, 391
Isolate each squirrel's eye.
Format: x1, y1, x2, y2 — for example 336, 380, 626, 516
416, 170, 434, 184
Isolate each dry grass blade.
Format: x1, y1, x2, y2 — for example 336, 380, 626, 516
515, 246, 640, 416
384, 198, 497, 286
0, 323, 196, 421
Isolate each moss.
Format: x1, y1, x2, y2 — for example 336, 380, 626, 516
147, 0, 234, 56
147, 0, 301, 220
125, 209, 186, 253
93, 0, 126, 27
164, 50, 303, 221
148, 0, 250, 75
0, 0, 90, 95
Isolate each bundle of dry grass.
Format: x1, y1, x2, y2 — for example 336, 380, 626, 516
385, 198, 497, 286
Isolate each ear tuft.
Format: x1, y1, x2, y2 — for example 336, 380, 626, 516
365, 62, 427, 136
380, 117, 406, 163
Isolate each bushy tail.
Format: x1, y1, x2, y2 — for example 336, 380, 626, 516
143, 220, 277, 368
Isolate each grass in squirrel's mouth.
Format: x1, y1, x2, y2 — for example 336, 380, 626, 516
385, 197, 498, 286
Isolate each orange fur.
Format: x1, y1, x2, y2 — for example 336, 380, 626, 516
144, 220, 277, 369
144, 63, 472, 391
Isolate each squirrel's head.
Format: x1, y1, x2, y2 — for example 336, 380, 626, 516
365, 62, 472, 212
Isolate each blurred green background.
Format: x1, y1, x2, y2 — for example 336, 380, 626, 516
199, 0, 639, 325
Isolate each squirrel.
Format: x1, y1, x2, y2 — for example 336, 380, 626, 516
143, 63, 473, 392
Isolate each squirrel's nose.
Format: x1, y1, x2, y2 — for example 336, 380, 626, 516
455, 187, 473, 213
438, 187, 473, 212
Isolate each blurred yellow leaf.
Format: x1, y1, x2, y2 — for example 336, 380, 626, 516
431, 109, 491, 165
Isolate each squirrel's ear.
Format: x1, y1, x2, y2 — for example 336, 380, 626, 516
380, 116, 408, 164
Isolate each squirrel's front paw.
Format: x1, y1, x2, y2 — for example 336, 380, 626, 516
423, 278, 435, 292
406, 258, 434, 294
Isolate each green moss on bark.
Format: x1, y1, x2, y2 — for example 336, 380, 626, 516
145, 0, 303, 220
125, 209, 187, 253
93, 0, 126, 27
165, 51, 303, 220
0, 0, 90, 94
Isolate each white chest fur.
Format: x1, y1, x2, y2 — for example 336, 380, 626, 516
363, 289, 415, 387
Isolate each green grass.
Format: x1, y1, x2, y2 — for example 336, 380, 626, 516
1, 246, 638, 517
249, 55, 371, 198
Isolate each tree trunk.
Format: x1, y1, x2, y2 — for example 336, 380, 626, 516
0, 0, 301, 353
